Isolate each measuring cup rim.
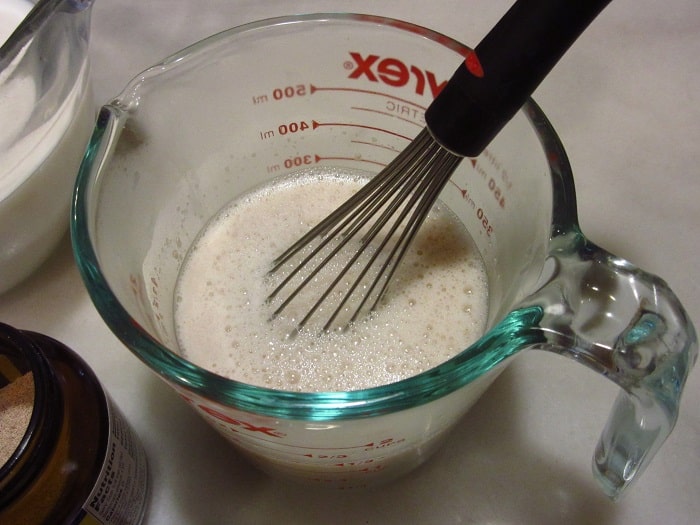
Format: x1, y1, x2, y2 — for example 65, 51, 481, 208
0, 0, 94, 68
71, 13, 579, 420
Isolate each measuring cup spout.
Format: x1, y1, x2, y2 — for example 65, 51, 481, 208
518, 231, 698, 499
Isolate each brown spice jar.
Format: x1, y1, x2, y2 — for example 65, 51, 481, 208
0, 323, 149, 524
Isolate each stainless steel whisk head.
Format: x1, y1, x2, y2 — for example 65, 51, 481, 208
266, 0, 611, 334
267, 129, 461, 333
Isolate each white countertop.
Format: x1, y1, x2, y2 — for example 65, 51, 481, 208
2, 1, 699, 523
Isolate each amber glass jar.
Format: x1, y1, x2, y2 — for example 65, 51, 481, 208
0, 323, 149, 524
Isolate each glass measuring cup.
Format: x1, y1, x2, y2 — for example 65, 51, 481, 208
70, 14, 697, 499
0, 0, 95, 294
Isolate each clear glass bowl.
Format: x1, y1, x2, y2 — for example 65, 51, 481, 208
0, 0, 95, 293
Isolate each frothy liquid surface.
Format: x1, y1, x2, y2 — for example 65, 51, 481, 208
174, 169, 488, 392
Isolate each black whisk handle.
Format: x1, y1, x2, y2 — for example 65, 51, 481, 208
426, 0, 612, 157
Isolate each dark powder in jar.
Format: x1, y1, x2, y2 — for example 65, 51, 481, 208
0, 372, 34, 466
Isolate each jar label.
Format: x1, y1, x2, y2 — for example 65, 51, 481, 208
74, 395, 149, 525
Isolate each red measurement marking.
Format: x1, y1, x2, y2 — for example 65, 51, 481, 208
310, 84, 427, 110
467, 157, 506, 209
314, 154, 387, 168
350, 106, 424, 128
334, 459, 375, 467
312, 120, 412, 141
303, 454, 349, 459
449, 179, 471, 201
239, 439, 379, 451
350, 140, 400, 153
464, 50, 484, 78
197, 405, 285, 438
349, 15, 472, 61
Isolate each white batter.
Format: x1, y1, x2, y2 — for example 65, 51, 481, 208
0, 0, 36, 195
174, 168, 488, 392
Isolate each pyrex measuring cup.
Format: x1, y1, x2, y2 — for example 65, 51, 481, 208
0, 0, 95, 294
71, 14, 697, 499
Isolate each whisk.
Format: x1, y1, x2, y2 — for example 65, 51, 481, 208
268, 0, 612, 333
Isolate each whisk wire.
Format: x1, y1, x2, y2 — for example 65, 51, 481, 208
266, 160, 415, 316
267, 130, 434, 304
269, 130, 437, 328
321, 141, 449, 330
268, 129, 433, 274
359, 150, 462, 322
267, 128, 463, 332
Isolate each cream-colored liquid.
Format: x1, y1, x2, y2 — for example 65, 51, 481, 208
0, 0, 36, 194
174, 168, 488, 392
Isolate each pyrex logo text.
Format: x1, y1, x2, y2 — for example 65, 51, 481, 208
346, 52, 447, 98
180, 393, 287, 438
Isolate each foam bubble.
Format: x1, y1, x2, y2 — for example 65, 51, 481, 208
174, 167, 488, 392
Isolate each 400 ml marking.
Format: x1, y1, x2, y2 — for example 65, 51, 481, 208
259, 120, 311, 140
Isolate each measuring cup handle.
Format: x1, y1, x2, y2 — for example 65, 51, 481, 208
521, 233, 698, 499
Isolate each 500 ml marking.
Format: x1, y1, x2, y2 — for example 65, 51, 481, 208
252, 84, 310, 105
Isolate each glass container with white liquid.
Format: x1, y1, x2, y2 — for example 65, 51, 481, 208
0, 0, 95, 294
